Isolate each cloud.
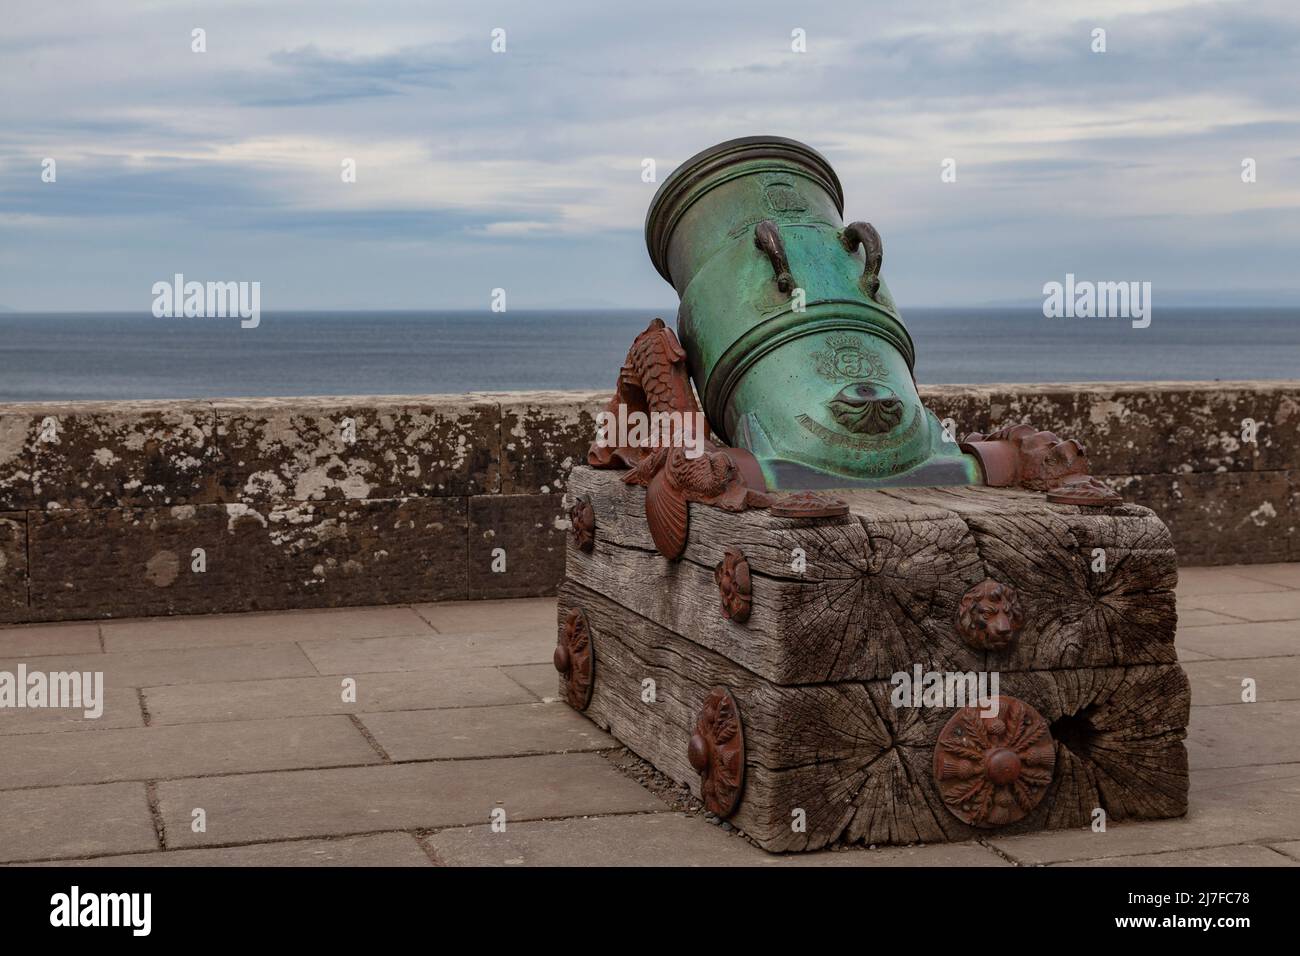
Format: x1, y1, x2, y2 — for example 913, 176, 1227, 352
243, 43, 465, 106
0, 0, 1297, 308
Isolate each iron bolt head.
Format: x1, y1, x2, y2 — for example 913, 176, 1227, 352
687, 733, 710, 773
986, 747, 1022, 786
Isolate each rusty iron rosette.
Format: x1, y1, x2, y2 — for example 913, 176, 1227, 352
956, 579, 1025, 651
1045, 474, 1123, 507
569, 495, 595, 552
768, 490, 850, 518
687, 687, 746, 818
714, 548, 752, 623
933, 695, 1056, 828
554, 607, 595, 710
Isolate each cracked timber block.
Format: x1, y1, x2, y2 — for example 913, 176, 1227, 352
557, 465, 1190, 852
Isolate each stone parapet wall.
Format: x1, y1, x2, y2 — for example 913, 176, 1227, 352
0, 382, 1295, 623
920, 382, 1298, 566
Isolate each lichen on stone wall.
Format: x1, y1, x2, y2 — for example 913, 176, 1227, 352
1, 383, 1297, 623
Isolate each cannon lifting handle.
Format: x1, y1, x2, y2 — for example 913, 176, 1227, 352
753, 219, 795, 294
840, 221, 883, 297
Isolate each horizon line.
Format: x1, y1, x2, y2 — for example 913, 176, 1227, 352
3, 303, 1298, 315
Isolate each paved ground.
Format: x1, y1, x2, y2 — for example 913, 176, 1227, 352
2, 563, 1298, 867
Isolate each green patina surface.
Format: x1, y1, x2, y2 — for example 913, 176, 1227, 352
645, 136, 981, 489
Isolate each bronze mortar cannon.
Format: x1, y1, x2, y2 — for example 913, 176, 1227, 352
588, 135, 1117, 557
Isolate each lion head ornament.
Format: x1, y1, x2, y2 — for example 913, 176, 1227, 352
956, 579, 1025, 651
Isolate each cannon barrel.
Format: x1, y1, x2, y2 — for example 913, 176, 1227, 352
645, 135, 981, 489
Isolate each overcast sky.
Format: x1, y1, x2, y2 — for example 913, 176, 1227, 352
2, 0, 1297, 311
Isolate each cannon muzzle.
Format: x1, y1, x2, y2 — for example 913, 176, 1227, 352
645, 136, 981, 489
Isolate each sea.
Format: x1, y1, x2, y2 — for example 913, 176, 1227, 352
0, 308, 1296, 402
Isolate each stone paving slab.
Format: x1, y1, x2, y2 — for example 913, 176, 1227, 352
0, 715, 380, 789
0, 642, 318, 688
1181, 589, 1300, 622
1186, 701, 1300, 770
156, 753, 665, 848
1053, 844, 1296, 867
19, 833, 432, 867
359, 702, 614, 761
0, 622, 101, 658
1271, 840, 1300, 861
1189, 763, 1300, 793
500, 662, 559, 701
1177, 607, 1248, 627
781, 842, 1010, 867
0, 686, 142, 735
143, 668, 533, 724
1182, 657, 1300, 704
989, 771, 1300, 864
414, 597, 557, 635
1174, 567, 1292, 596
425, 813, 751, 865
0, 782, 158, 863
299, 630, 550, 674
1226, 564, 1300, 589
102, 605, 434, 652
1176, 619, 1300, 660
425, 813, 1009, 866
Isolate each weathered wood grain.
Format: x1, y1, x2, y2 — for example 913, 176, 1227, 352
563, 583, 1190, 852
891, 487, 1178, 670
565, 506, 985, 684
568, 467, 1178, 682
